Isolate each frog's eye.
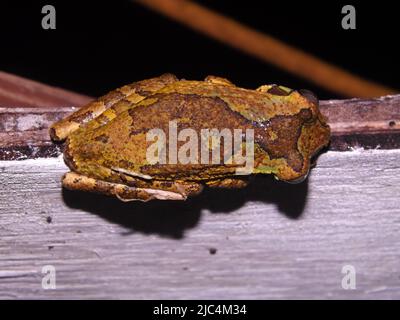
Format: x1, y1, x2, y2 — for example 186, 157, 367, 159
267, 85, 293, 96
298, 89, 319, 106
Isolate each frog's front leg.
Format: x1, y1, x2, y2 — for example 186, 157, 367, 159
62, 172, 203, 202
50, 73, 178, 141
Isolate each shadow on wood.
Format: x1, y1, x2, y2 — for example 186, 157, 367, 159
62, 174, 308, 239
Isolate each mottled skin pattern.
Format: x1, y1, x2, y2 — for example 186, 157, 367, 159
50, 74, 330, 201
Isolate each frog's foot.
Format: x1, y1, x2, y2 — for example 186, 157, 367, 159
50, 73, 178, 142
62, 172, 202, 202
204, 75, 235, 86
205, 177, 249, 189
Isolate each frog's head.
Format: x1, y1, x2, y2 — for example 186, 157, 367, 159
261, 88, 330, 183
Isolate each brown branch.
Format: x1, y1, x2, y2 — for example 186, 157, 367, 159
135, 0, 397, 98
1, 96, 399, 160
0, 71, 92, 108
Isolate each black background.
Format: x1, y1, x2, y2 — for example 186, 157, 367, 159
0, 0, 398, 99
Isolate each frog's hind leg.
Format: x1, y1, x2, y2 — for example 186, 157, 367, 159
50, 73, 178, 141
62, 172, 203, 202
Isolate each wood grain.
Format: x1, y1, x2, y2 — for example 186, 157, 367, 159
1, 95, 400, 160
321, 95, 400, 150
0, 149, 399, 299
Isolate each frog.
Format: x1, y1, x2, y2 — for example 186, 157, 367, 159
50, 74, 330, 201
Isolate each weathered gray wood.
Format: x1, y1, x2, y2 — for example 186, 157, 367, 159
0, 149, 400, 299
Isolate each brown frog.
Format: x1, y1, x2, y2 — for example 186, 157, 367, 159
50, 74, 330, 201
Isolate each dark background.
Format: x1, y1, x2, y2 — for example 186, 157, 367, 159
0, 0, 398, 99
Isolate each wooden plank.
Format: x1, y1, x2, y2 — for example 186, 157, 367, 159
1, 95, 400, 160
0, 149, 399, 299
322, 95, 400, 150
0, 107, 72, 159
